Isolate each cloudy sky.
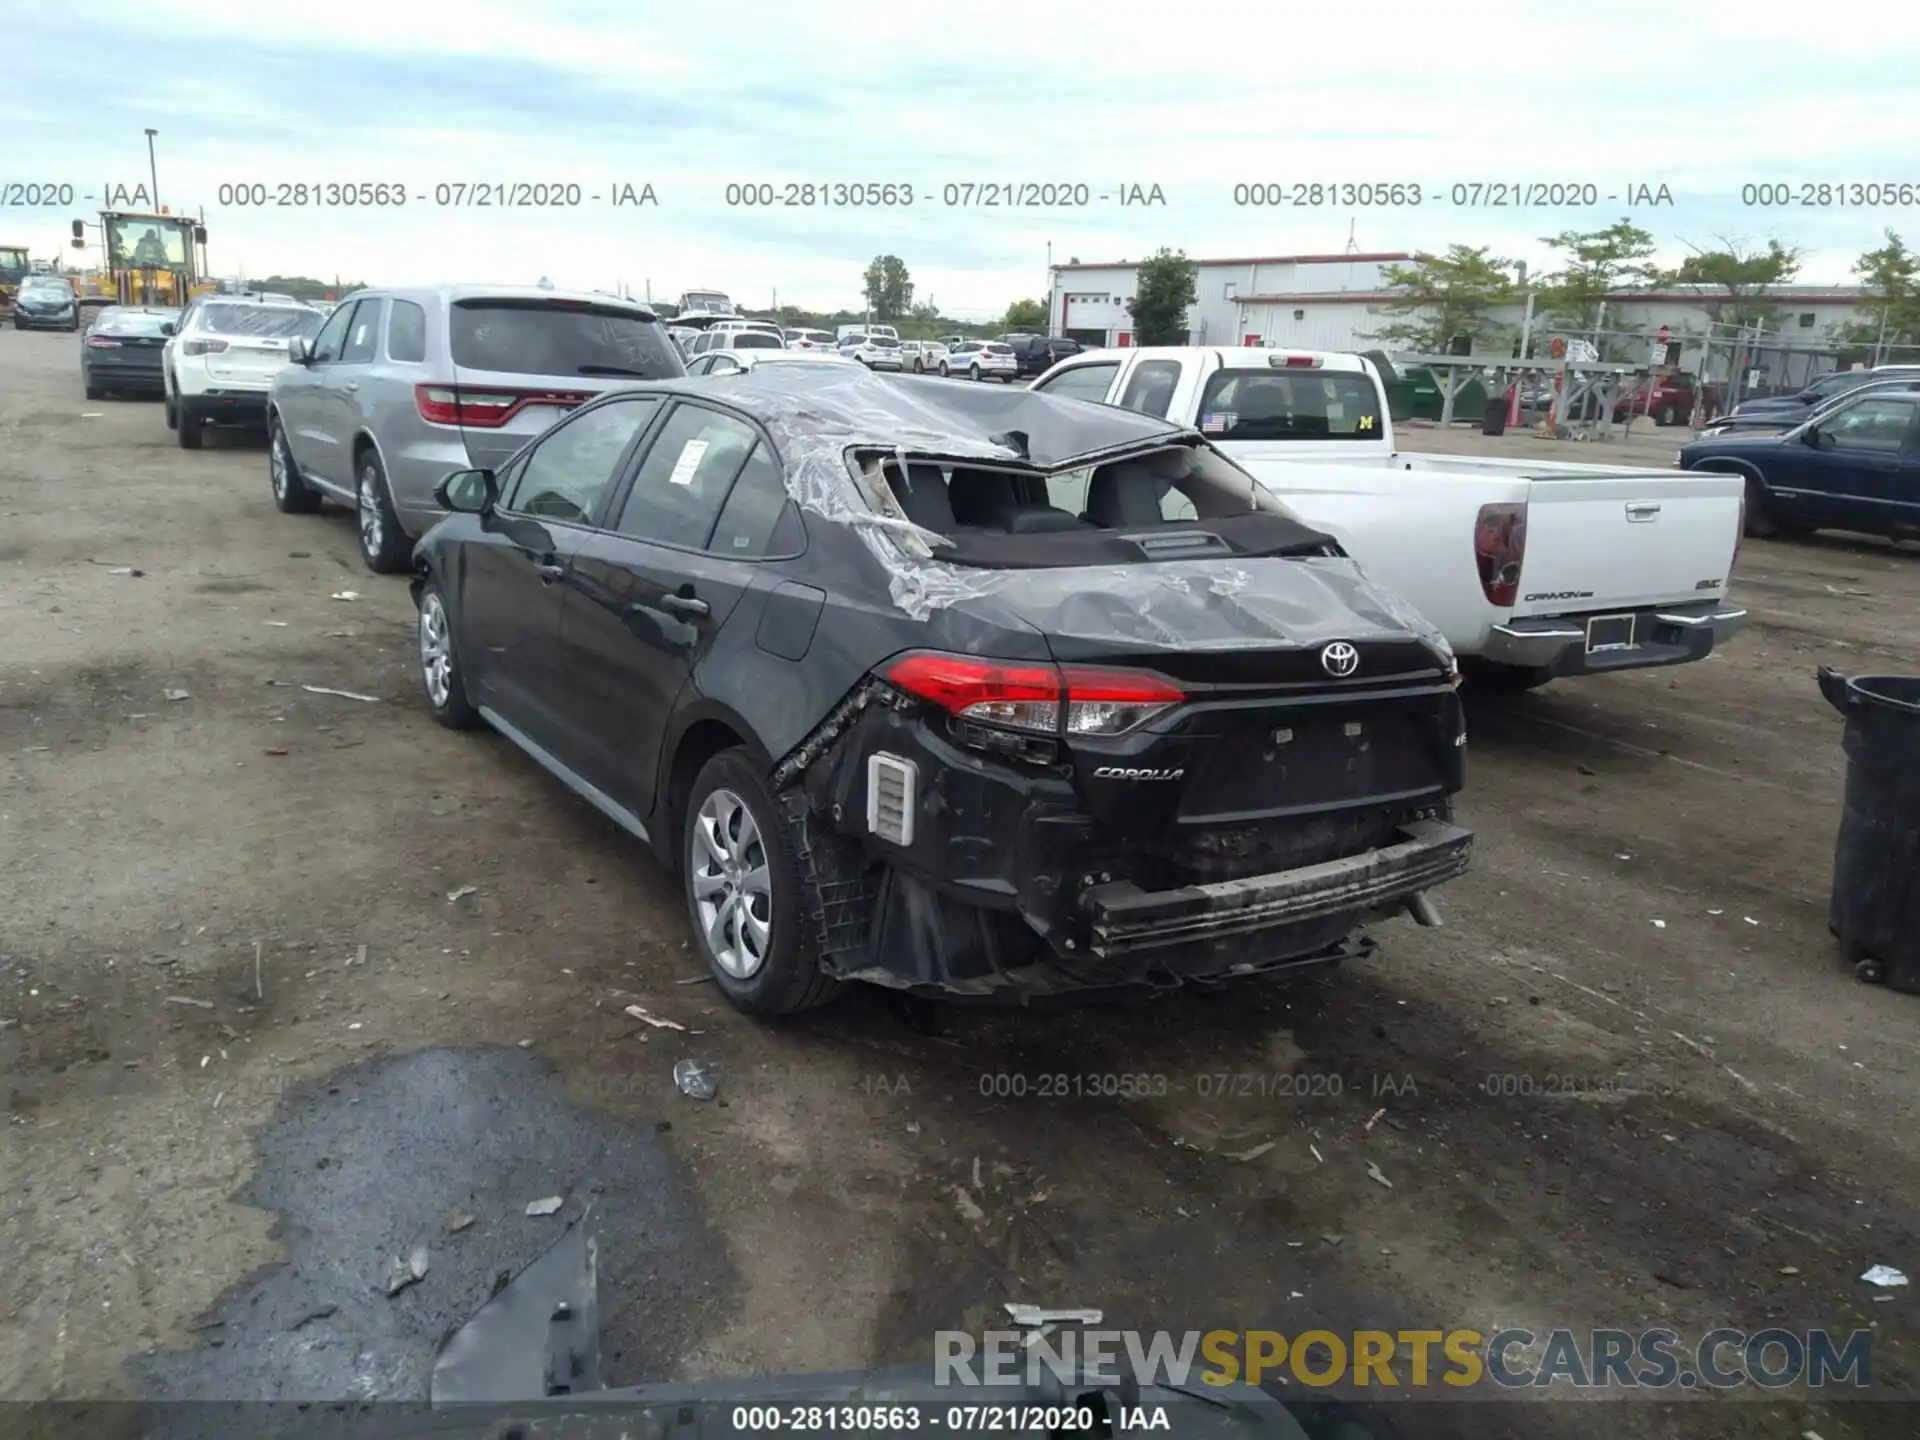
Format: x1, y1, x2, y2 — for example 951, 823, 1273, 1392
10, 0, 1920, 317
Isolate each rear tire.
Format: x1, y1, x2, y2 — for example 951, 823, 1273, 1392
269, 416, 322, 514
355, 449, 411, 574
176, 402, 204, 449
682, 749, 841, 1017
85, 384, 105, 401
1658, 403, 1677, 426
938, 360, 951, 377
969, 364, 980, 381
164, 393, 177, 430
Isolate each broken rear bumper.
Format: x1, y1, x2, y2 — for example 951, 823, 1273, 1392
1080, 819, 1473, 959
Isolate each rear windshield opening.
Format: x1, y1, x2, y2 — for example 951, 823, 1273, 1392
1197, 368, 1384, 441
866, 446, 1332, 569
732, 332, 784, 349
451, 300, 685, 377
200, 304, 322, 338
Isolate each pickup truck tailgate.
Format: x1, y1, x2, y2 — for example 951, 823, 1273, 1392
1513, 471, 1744, 615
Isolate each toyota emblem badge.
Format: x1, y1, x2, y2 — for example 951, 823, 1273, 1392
1320, 641, 1360, 678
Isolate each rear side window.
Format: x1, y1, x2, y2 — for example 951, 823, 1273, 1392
387, 300, 427, 362
708, 443, 792, 557
503, 396, 662, 522
731, 332, 783, 349
1196, 369, 1383, 441
341, 299, 385, 362
198, 303, 322, 338
1118, 360, 1181, 418
615, 405, 760, 549
1035, 362, 1119, 403
450, 301, 684, 379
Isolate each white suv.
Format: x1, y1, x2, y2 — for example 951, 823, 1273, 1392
164, 295, 324, 449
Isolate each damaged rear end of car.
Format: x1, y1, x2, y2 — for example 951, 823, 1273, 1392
742, 380, 1473, 1003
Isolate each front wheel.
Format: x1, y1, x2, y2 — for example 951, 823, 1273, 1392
682, 750, 840, 1016
938, 361, 950, 377
417, 579, 482, 729
1657, 403, 1677, 426
356, 450, 410, 574
1742, 476, 1781, 538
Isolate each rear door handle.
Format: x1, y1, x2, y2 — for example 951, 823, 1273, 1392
658, 592, 709, 617
536, 563, 567, 584
1626, 502, 1661, 521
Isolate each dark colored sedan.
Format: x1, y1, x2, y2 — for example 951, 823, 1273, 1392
82, 307, 178, 399
408, 368, 1472, 1015
12, 276, 80, 331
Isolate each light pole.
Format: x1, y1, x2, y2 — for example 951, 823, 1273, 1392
144, 129, 159, 208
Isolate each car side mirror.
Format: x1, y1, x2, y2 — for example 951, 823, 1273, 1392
436, 468, 496, 514
160, 322, 176, 337
287, 336, 311, 364
1803, 427, 1827, 448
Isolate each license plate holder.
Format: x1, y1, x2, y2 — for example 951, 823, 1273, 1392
1585, 613, 1637, 653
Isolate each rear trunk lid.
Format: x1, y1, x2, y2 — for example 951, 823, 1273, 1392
955, 557, 1460, 865
1508, 470, 1744, 615
448, 296, 684, 470
197, 303, 322, 385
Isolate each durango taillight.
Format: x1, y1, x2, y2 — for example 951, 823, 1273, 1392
413, 384, 592, 428
181, 339, 228, 356
882, 652, 1185, 737
1474, 502, 1527, 608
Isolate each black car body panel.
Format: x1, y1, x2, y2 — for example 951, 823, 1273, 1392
1705, 375, 1920, 435
414, 368, 1469, 1001
1680, 389, 1920, 541
80, 307, 175, 393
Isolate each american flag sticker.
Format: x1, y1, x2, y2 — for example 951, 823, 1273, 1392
1201, 412, 1229, 433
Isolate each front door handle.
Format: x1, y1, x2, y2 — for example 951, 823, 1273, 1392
658, 592, 709, 618
536, 562, 566, 585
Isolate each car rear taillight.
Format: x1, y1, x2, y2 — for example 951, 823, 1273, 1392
1733, 494, 1745, 568
85, 336, 121, 348
181, 339, 228, 356
881, 653, 1185, 736
1474, 502, 1527, 608
413, 384, 592, 428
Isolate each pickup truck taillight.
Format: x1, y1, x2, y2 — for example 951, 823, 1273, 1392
1733, 493, 1745, 568
1475, 502, 1527, 608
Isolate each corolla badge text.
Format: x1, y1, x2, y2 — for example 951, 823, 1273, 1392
1093, 766, 1185, 781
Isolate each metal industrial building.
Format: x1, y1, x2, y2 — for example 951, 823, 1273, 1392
1046, 251, 1877, 383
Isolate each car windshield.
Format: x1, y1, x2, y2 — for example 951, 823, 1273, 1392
451, 300, 685, 377
1806, 371, 1880, 401
198, 303, 322, 338
1196, 368, 1386, 441
21, 277, 69, 293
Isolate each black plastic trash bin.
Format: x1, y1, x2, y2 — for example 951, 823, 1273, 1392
1817, 666, 1920, 993
1481, 396, 1508, 436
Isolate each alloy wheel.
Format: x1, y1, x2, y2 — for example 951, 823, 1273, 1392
358, 462, 384, 557
690, 788, 773, 979
270, 429, 290, 499
418, 591, 453, 709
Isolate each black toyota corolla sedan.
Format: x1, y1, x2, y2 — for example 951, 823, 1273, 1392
406, 367, 1472, 1014
12, 274, 81, 330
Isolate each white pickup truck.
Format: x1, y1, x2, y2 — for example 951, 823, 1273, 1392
1028, 346, 1749, 690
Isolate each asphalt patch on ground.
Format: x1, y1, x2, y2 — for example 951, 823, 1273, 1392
128, 1047, 733, 1406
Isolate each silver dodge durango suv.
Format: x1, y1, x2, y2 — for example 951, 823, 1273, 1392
266, 284, 685, 572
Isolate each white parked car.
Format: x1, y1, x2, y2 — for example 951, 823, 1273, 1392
838, 334, 903, 370
163, 294, 324, 449
684, 349, 862, 377
899, 339, 948, 373
685, 328, 787, 358
1027, 345, 1748, 692
941, 340, 1017, 382
783, 328, 837, 351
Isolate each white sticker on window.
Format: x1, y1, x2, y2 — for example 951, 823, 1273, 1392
668, 439, 709, 486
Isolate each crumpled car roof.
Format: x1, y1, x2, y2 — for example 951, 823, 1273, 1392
649, 365, 1192, 468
